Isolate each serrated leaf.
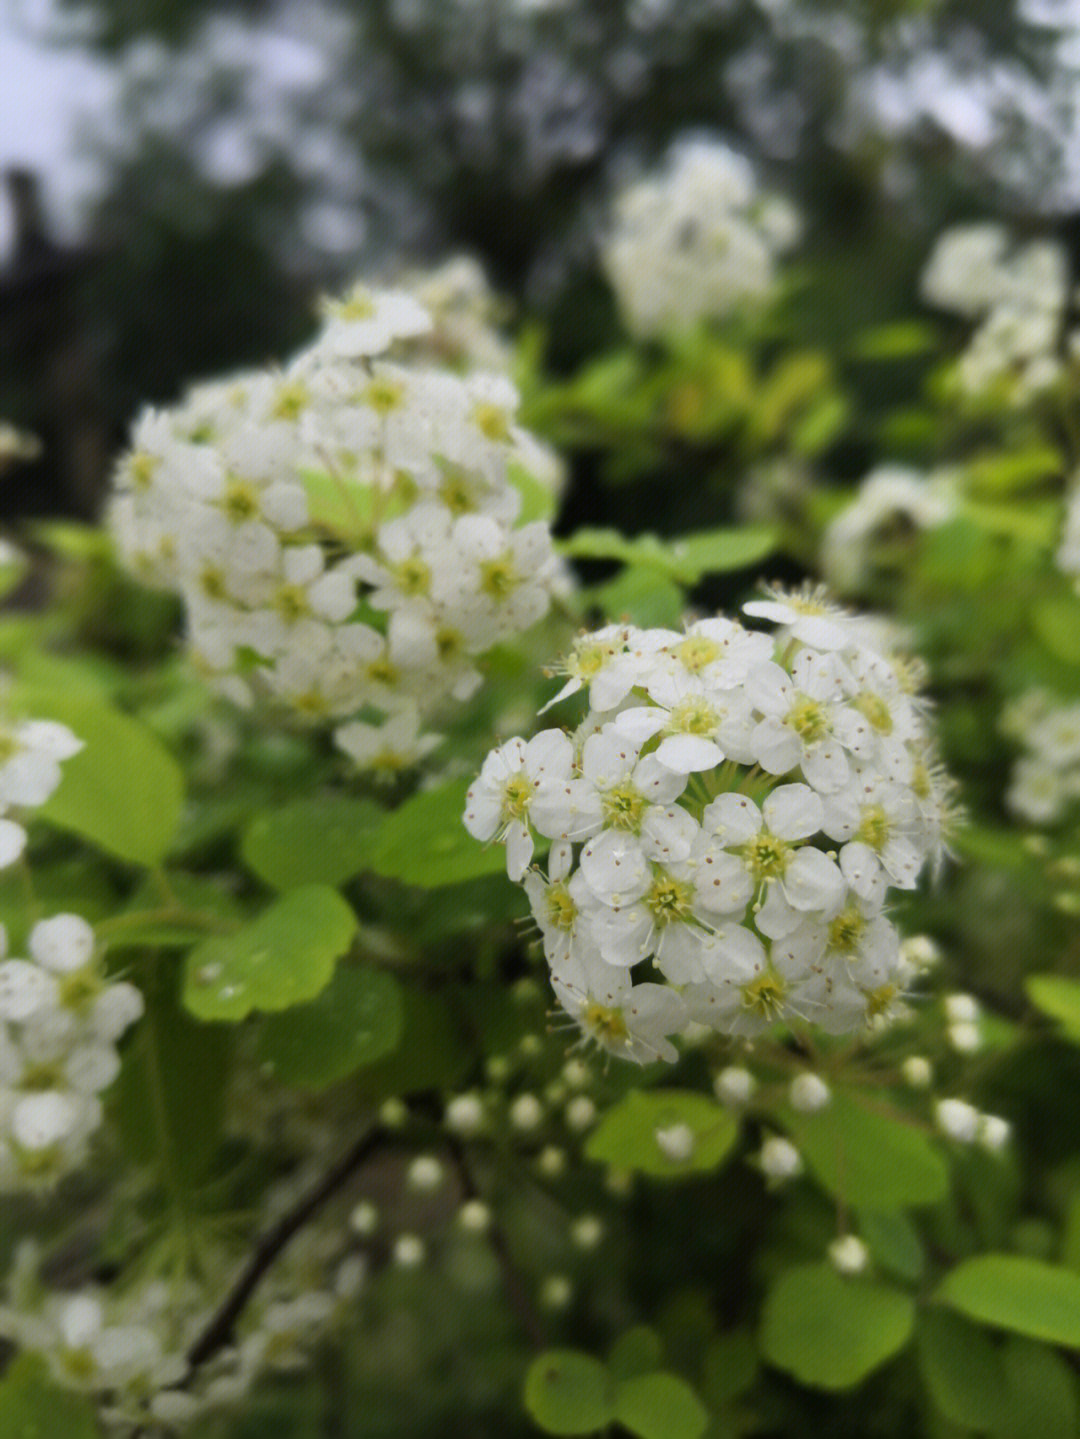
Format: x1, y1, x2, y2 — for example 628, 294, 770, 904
761, 1263, 914, 1390
937, 1256, 1080, 1346
915, 1309, 1006, 1430
369, 776, 535, 887
242, 795, 383, 890
1027, 975, 1080, 1042
524, 1350, 614, 1435
614, 1372, 708, 1439
789, 1092, 947, 1209
585, 1090, 738, 1178
17, 690, 184, 866
182, 885, 356, 1020
255, 964, 403, 1088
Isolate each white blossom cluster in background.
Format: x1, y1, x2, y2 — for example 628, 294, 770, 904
820, 464, 958, 596
920, 222, 1072, 402
0, 1223, 365, 1432
601, 137, 802, 340
465, 587, 957, 1063
108, 278, 567, 775
0, 915, 143, 1191
1002, 689, 1080, 824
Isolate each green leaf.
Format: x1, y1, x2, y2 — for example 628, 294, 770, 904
789, 1092, 948, 1209
368, 776, 533, 887
351, 985, 470, 1099
850, 320, 939, 360
115, 967, 231, 1186
559, 526, 776, 585
256, 964, 403, 1088
509, 459, 559, 524
613, 1372, 709, 1439
998, 1336, 1079, 1439
858, 1210, 925, 1282
592, 569, 686, 628
937, 1256, 1080, 1346
701, 1331, 758, 1409
609, 1327, 665, 1381
182, 885, 357, 1020
585, 1090, 738, 1178
18, 690, 184, 866
1033, 599, 1080, 665
0, 1356, 102, 1438
105, 872, 244, 949
300, 467, 374, 536
524, 1351, 614, 1435
915, 1309, 1006, 1431
242, 795, 383, 890
1026, 975, 1080, 1042
760, 1263, 914, 1390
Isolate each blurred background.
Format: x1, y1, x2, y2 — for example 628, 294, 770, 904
5, 0, 1080, 522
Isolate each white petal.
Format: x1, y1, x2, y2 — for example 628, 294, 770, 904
654, 735, 724, 773
762, 784, 823, 840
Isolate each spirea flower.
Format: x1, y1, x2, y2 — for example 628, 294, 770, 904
108, 282, 566, 772
601, 137, 801, 339
465, 589, 957, 1063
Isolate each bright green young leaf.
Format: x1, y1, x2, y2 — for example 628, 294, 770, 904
915, 1309, 1007, 1431
592, 569, 686, 628
1033, 599, 1080, 665
937, 1255, 1080, 1346
300, 468, 374, 537
19, 691, 184, 867
613, 1372, 709, 1439
585, 1090, 738, 1178
858, 1210, 925, 1283
508, 459, 559, 524
849, 320, 939, 360
559, 526, 776, 585
368, 776, 536, 887
789, 1092, 948, 1209
761, 1263, 914, 1390
0, 1355, 102, 1439
1026, 975, 1080, 1042
524, 1350, 614, 1435
242, 795, 383, 890
255, 964, 403, 1088
182, 885, 357, 1020
609, 1327, 665, 1381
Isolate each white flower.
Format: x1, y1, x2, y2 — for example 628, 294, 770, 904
463, 731, 577, 880
790, 1073, 831, 1113
313, 285, 432, 358
29, 915, 96, 974
713, 1066, 756, 1107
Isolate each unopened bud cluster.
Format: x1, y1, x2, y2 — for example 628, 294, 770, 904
1001, 689, 1080, 825
109, 282, 565, 773
465, 588, 956, 1062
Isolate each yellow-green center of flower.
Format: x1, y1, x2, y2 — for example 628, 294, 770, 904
675, 635, 720, 673
828, 906, 865, 954
786, 695, 830, 743
0, 729, 21, 764
865, 983, 898, 1018
857, 805, 890, 851
223, 478, 261, 523
545, 884, 577, 932
479, 554, 520, 599
338, 289, 376, 320
855, 692, 893, 734
435, 626, 465, 662
602, 782, 646, 832
569, 642, 607, 679
57, 1348, 97, 1382
584, 1002, 628, 1043
365, 378, 406, 414
391, 556, 431, 597
471, 401, 511, 441
272, 380, 310, 421
741, 970, 786, 1020
502, 773, 533, 822
198, 565, 228, 600
19, 1061, 63, 1092
293, 689, 330, 717
668, 698, 718, 736
743, 831, 792, 881
646, 871, 694, 926
58, 965, 102, 1013
438, 467, 482, 515
273, 583, 310, 623
128, 451, 159, 490
911, 762, 931, 800
366, 657, 400, 686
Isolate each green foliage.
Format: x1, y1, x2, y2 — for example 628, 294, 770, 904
1027, 975, 1080, 1041
24, 691, 184, 867
787, 1092, 948, 1209
255, 964, 404, 1088
937, 1255, 1080, 1346
0, 1357, 102, 1439
559, 526, 777, 586
523, 1351, 613, 1435
182, 884, 357, 1020
365, 776, 529, 887
241, 795, 383, 890
613, 1372, 709, 1439
584, 1090, 738, 1178
760, 1263, 915, 1390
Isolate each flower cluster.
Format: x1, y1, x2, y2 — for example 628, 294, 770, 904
108, 281, 566, 772
0, 715, 83, 869
0, 915, 143, 1190
601, 137, 801, 340
1002, 689, 1080, 825
0, 1227, 363, 1431
1058, 480, 1080, 583
465, 589, 957, 1062
820, 465, 956, 596
920, 223, 1071, 402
